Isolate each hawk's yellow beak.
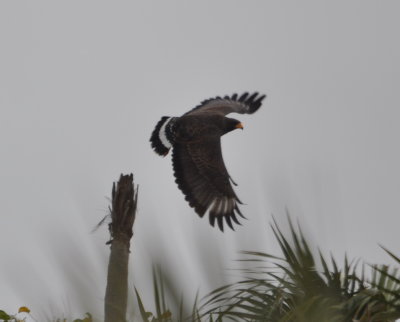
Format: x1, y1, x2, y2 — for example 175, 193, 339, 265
236, 122, 244, 129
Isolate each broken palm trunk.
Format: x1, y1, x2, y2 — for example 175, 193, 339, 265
104, 174, 138, 322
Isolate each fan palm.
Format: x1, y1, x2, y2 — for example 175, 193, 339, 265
200, 218, 400, 322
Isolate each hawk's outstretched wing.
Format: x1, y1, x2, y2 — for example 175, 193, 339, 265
172, 137, 244, 231
184, 92, 266, 117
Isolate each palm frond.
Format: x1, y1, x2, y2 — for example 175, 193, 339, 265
201, 217, 397, 321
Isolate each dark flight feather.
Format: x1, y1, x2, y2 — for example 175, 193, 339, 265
184, 92, 266, 117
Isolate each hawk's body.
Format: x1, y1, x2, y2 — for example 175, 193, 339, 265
150, 92, 266, 231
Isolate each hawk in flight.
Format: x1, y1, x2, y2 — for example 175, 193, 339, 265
150, 92, 266, 231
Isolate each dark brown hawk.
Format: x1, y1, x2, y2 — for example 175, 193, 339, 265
150, 92, 266, 231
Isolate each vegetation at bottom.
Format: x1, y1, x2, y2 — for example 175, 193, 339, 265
134, 218, 400, 322
3, 218, 400, 322
0, 309, 92, 322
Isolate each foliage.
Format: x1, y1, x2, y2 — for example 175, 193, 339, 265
0, 310, 11, 322
5, 219, 400, 322
134, 266, 202, 322
132, 218, 400, 321
198, 218, 400, 322
0, 307, 33, 322
0, 308, 92, 322
72, 312, 93, 322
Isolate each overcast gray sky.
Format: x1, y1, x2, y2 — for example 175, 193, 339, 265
1, 1, 400, 320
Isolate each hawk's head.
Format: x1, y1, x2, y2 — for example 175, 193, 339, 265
223, 118, 244, 134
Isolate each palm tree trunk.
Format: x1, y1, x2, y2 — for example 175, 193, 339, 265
104, 174, 138, 322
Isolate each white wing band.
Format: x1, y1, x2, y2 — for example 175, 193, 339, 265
159, 117, 172, 149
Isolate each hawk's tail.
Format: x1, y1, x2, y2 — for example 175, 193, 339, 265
150, 116, 176, 156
